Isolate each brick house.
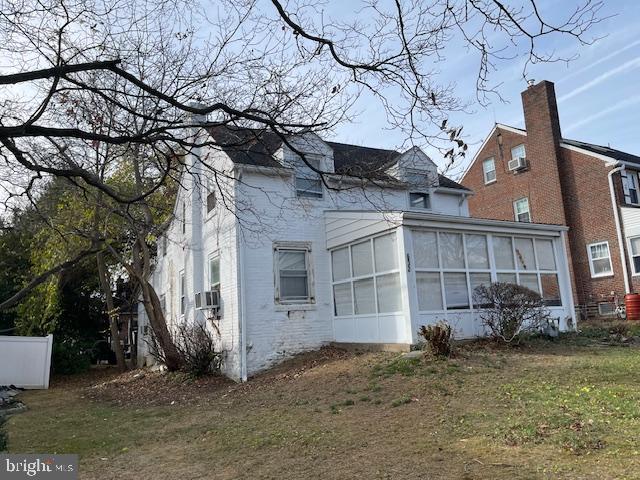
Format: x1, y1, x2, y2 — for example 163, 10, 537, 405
461, 80, 640, 317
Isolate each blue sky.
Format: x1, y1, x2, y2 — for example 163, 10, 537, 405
328, 0, 640, 179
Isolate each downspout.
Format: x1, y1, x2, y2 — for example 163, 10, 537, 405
608, 165, 631, 294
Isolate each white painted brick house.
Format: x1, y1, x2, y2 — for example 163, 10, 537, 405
137, 125, 576, 381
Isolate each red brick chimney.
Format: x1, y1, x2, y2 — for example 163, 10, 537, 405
520, 80, 567, 225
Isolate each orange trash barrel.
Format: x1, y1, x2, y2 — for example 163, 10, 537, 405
624, 293, 640, 321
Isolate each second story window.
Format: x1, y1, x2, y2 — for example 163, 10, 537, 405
409, 192, 431, 210
295, 154, 323, 199
179, 270, 186, 316
181, 201, 186, 234
482, 158, 496, 184
205, 177, 217, 213
511, 144, 526, 161
514, 197, 531, 223
624, 170, 639, 205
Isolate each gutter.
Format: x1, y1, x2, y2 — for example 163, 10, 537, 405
607, 165, 631, 294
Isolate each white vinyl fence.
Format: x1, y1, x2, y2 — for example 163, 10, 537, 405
0, 335, 53, 389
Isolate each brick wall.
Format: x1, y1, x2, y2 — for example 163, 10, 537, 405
462, 80, 629, 309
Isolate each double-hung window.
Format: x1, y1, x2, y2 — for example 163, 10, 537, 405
514, 197, 531, 223
181, 202, 186, 234
205, 176, 217, 213
209, 255, 220, 290
274, 243, 314, 304
409, 192, 431, 210
295, 154, 323, 199
179, 270, 186, 316
511, 144, 526, 161
587, 241, 613, 278
482, 158, 496, 184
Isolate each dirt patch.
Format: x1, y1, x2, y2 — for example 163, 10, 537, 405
83, 346, 354, 407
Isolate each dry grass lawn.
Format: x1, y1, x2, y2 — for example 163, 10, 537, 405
6, 323, 640, 479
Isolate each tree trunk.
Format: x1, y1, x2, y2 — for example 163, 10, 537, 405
140, 278, 183, 371
96, 252, 127, 372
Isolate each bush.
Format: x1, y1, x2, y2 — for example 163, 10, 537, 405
52, 336, 91, 374
474, 282, 550, 343
418, 322, 453, 358
148, 321, 223, 376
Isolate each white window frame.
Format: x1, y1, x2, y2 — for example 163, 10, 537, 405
513, 197, 531, 223
482, 158, 496, 184
412, 231, 562, 312
274, 242, 315, 305
587, 241, 613, 278
179, 270, 186, 316
330, 232, 402, 318
295, 154, 323, 199
628, 236, 640, 276
205, 176, 217, 215
408, 191, 431, 210
511, 144, 526, 161
208, 253, 221, 289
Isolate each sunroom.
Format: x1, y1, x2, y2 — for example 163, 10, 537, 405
325, 210, 575, 345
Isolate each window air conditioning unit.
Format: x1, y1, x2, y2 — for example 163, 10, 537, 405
508, 157, 527, 172
195, 289, 220, 310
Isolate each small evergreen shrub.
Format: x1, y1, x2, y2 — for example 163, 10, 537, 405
52, 336, 91, 374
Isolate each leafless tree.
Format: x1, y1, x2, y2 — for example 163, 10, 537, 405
0, 0, 603, 370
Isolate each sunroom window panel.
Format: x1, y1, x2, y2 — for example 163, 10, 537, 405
413, 231, 439, 268
541, 274, 561, 306
470, 273, 492, 308
331, 247, 351, 281
333, 283, 353, 316
443, 272, 469, 310
466, 234, 489, 269
496, 272, 517, 284
493, 236, 515, 269
416, 272, 443, 311
535, 239, 556, 270
515, 238, 536, 270
374, 233, 398, 272
376, 273, 402, 313
519, 273, 540, 294
351, 241, 373, 277
353, 278, 376, 315
440, 232, 465, 269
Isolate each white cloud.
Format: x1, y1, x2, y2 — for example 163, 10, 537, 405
558, 38, 640, 84
558, 57, 640, 102
564, 94, 640, 134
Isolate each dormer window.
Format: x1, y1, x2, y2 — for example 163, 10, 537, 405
409, 192, 431, 210
295, 154, 323, 199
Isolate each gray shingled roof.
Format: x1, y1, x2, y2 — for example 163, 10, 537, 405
205, 125, 469, 190
561, 138, 640, 165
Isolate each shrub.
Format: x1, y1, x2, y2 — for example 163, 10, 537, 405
148, 321, 223, 376
52, 336, 91, 374
473, 282, 551, 343
418, 322, 453, 358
